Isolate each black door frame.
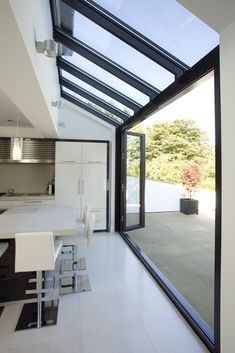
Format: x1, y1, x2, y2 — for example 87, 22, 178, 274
120, 131, 145, 232
115, 46, 221, 353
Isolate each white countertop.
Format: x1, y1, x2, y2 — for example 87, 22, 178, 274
0, 206, 77, 239
0, 194, 55, 201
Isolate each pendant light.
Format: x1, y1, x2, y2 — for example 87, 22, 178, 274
11, 109, 22, 160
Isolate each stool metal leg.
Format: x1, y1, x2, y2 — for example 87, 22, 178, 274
37, 271, 42, 328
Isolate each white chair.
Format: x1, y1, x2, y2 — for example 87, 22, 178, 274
15, 232, 62, 330
60, 213, 95, 294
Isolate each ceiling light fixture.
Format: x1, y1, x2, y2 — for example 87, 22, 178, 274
35, 39, 58, 58
11, 109, 22, 161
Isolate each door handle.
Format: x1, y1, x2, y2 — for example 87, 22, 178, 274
82, 179, 84, 194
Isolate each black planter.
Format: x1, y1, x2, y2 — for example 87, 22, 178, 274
180, 198, 199, 215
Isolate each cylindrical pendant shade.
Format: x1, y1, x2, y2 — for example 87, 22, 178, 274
11, 137, 23, 160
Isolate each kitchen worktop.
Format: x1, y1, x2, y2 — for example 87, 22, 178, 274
0, 194, 55, 200
0, 205, 77, 239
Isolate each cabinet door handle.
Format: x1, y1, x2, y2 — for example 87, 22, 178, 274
24, 200, 43, 204
78, 180, 81, 194
82, 179, 84, 194
60, 160, 76, 163
87, 161, 102, 164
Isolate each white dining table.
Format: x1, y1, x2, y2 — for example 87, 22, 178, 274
0, 206, 77, 239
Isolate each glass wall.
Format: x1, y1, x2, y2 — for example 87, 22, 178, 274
126, 71, 216, 336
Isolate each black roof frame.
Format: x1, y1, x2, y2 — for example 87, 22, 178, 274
58, 58, 142, 112
54, 27, 160, 98
50, 0, 191, 128
60, 76, 129, 121
61, 90, 121, 127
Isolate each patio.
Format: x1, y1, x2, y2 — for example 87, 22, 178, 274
128, 211, 215, 329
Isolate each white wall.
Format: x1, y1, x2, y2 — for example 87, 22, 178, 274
220, 19, 235, 353
145, 179, 181, 212
58, 102, 116, 232
0, 0, 59, 137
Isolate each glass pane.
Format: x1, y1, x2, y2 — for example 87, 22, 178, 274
126, 134, 141, 227
63, 52, 149, 105
62, 87, 123, 123
61, 70, 134, 116
94, 0, 219, 66
127, 71, 216, 336
73, 12, 174, 90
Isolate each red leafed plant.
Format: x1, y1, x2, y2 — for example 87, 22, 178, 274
182, 162, 202, 199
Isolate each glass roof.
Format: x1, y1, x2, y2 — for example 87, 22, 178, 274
73, 12, 175, 91
51, 0, 219, 127
93, 0, 219, 66
61, 70, 134, 116
63, 87, 124, 124
63, 51, 150, 105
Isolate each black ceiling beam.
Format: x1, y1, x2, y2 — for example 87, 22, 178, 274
57, 58, 142, 112
62, 0, 189, 77
119, 46, 219, 132
60, 77, 129, 121
61, 91, 120, 127
54, 28, 160, 98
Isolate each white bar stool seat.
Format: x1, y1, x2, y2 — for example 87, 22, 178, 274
15, 232, 62, 330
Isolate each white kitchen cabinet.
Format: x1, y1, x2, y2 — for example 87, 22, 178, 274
82, 142, 107, 164
55, 141, 82, 163
55, 141, 108, 230
55, 163, 82, 210
82, 164, 106, 208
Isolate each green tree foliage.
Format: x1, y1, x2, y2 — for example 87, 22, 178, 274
129, 119, 215, 189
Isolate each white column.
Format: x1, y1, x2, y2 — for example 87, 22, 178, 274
220, 19, 235, 353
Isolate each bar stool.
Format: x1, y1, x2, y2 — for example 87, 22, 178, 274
61, 204, 91, 270
60, 212, 95, 295
15, 232, 62, 330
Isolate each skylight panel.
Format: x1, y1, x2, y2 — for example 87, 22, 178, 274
73, 11, 175, 90
93, 0, 219, 66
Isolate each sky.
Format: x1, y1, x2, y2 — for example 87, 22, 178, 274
141, 72, 215, 145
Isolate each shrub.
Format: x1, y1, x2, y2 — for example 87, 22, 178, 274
182, 162, 202, 198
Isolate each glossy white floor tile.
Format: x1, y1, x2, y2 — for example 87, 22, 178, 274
79, 289, 141, 334
82, 325, 156, 353
145, 317, 209, 353
0, 232, 209, 353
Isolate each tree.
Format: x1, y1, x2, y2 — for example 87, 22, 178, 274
146, 119, 210, 164
128, 119, 215, 189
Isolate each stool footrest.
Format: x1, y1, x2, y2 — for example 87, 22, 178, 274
60, 274, 91, 295
60, 258, 87, 273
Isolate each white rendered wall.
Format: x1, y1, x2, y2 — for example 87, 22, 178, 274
0, 0, 59, 137
220, 19, 235, 353
145, 179, 181, 212
58, 102, 116, 232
